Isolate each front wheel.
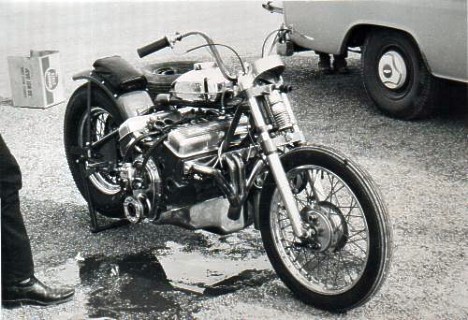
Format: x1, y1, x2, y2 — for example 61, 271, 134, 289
259, 145, 392, 312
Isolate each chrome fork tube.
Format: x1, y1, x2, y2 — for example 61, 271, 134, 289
248, 95, 305, 238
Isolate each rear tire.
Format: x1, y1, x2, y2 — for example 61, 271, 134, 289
64, 86, 125, 218
259, 145, 392, 312
362, 29, 438, 119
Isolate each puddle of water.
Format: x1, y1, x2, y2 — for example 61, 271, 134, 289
80, 251, 180, 318
78, 243, 275, 318
155, 241, 273, 291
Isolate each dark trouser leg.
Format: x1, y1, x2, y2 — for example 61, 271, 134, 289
333, 53, 349, 74
0, 134, 34, 285
316, 51, 332, 73
1, 191, 34, 285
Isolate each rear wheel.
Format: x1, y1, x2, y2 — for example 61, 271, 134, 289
64, 86, 125, 218
259, 146, 392, 312
362, 29, 438, 119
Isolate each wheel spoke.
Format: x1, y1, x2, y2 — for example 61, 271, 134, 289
270, 164, 371, 294
348, 241, 367, 255
332, 253, 342, 287
80, 107, 122, 195
348, 229, 367, 240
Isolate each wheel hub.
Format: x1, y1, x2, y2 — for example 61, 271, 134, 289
378, 50, 408, 90
301, 203, 347, 252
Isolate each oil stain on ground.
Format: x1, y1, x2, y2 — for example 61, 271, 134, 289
79, 248, 275, 319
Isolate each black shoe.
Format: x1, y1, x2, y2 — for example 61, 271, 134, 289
333, 58, 349, 74
2, 276, 75, 307
318, 54, 333, 74
318, 62, 333, 74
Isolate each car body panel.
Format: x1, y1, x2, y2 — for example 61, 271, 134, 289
283, 0, 468, 83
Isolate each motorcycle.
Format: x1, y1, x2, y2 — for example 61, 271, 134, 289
64, 31, 392, 312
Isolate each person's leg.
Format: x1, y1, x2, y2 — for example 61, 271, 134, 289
0, 134, 34, 284
0, 134, 75, 306
1, 191, 35, 285
316, 51, 332, 74
333, 54, 349, 74
0, 134, 22, 191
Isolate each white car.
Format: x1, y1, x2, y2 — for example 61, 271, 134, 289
265, 0, 468, 119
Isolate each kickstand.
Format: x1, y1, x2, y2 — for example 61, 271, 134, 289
78, 80, 129, 233
79, 162, 130, 233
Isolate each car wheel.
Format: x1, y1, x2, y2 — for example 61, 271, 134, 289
142, 61, 196, 99
362, 29, 438, 120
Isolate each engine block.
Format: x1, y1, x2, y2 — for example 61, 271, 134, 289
164, 116, 249, 158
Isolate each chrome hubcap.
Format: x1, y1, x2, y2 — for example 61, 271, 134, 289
378, 50, 408, 90
301, 203, 347, 253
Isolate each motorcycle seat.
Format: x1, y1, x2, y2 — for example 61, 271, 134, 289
93, 56, 147, 93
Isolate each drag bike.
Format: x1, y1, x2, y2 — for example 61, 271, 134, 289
64, 31, 392, 312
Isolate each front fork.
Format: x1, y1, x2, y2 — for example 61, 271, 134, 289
247, 93, 306, 238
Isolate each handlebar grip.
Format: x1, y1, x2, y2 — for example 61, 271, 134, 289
137, 37, 171, 58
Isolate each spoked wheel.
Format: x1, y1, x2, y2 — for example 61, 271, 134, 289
260, 146, 392, 312
77, 106, 121, 195
64, 86, 125, 217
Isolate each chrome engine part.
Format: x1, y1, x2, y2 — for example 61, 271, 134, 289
156, 197, 248, 235
123, 196, 146, 223
119, 157, 161, 221
164, 115, 249, 158
172, 62, 232, 102
118, 108, 194, 155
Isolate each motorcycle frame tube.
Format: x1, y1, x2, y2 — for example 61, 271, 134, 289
245, 92, 305, 238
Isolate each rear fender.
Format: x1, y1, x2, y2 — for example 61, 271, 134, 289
71, 70, 153, 120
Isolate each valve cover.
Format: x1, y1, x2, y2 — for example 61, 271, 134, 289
164, 116, 249, 158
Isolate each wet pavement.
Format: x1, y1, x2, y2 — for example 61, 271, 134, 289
79, 243, 273, 319
1, 198, 275, 319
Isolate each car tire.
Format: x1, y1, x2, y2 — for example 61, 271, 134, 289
142, 61, 196, 99
362, 29, 438, 120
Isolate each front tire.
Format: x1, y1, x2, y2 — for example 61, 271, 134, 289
259, 146, 392, 312
362, 29, 438, 119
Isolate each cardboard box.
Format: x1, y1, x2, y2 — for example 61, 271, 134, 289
7, 50, 65, 109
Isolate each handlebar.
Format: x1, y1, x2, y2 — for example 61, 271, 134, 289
262, 1, 283, 14
137, 36, 171, 58
137, 31, 239, 82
